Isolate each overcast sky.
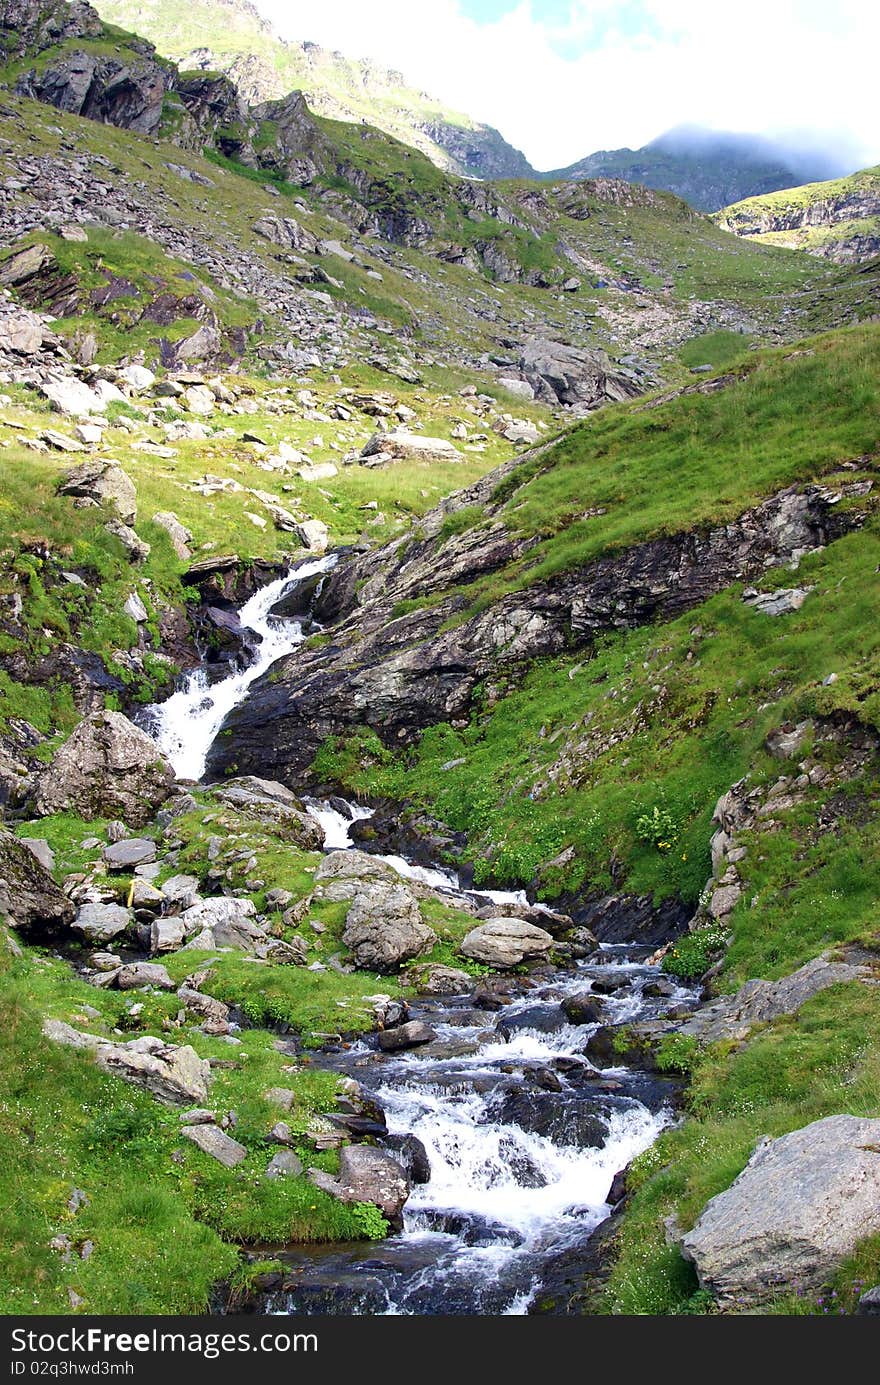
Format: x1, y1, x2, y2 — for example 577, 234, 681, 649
252, 0, 879, 172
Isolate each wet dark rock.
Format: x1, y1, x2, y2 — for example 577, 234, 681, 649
562, 993, 606, 1025
493, 1088, 610, 1149
495, 1004, 566, 1040
606, 1168, 628, 1206
380, 1133, 431, 1184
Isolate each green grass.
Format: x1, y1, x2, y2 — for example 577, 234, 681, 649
0, 936, 396, 1315
678, 330, 755, 370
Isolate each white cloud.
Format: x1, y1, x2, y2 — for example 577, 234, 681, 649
254, 0, 880, 172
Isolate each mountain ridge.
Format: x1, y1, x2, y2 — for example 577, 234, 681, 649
90, 0, 537, 179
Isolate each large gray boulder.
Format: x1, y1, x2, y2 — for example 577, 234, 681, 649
181, 1123, 247, 1167
58, 459, 137, 522
72, 902, 131, 944
0, 828, 74, 936
41, 377, 125, 417
359, 431, 462, 467
460, 917, 554, 967
342, 883, 436, 972
681, 1115, 880, 1305
0, 307, 46, 355
518, 338, 642, 409
313, 849, 402, 903
179, 895, 267, 951
308, 1144, 410, 1223
30, 712, 175, 828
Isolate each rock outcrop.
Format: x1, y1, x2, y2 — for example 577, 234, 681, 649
30, 711, 175, 827
0, 828, 75, 936
208, 478, 867, 785
681, 1116, 880, 1304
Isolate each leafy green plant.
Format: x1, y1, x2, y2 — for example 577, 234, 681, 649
662, 924, 730, 980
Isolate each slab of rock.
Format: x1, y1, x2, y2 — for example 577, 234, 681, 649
118, 365, 155, 392
176, 985, 229, 1024
681, 1115, 880, 1305
497, 376, 535, 400
294, 518, 329, 553
266, 1149, 304, 1179
96, 1036, 211, 1106
743, 586, 813, 616
114, 962, 175, 991
44, 1023, 211, 1106
160, 874, 200, 907
342, 884, 436, 972
42, 1019, 102, 1051
213, 778, 323, 848
460, 917, 554, 967
31, 712, 174, 828
0, 828, 74, 936
41, 376, 125, 417
150, 917, 186, 953
518, 338, 640, 408
313, 849, 403, 902
408, 963, 472, 995
0, 308, 46, 355
264, 1087, 296, 1112
181, 1122, 247, 1167
72, 902, 131, 944
152, 511, 193, 560
131, 878, 163, 909
102, 838, 157, 870
677, 954, 870, 1045
359, 431, 462, 467
179, 896, 267, 951
19, 837, 55, 874
377, 1020, 436, 1051
57, 461, 137, 523
308, 1145, 410, 1221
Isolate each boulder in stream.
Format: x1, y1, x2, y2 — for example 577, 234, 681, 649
460, 917, 554, 967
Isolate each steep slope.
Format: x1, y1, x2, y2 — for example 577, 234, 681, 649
716, 165, 880, 264
552, 126, 843, 213
89, 0, 536, 179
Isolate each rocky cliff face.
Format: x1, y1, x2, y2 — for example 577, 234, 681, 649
717, 170, 880, 265
206, 470, 868, 786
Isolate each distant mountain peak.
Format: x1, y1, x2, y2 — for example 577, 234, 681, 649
548, 125, 854, 212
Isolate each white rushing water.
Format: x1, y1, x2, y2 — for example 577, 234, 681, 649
146, 555, 336, 782
304, 800, 530, 908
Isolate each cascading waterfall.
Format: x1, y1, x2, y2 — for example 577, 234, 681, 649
145, 555, 336, 782
144, 565, 696, 1315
